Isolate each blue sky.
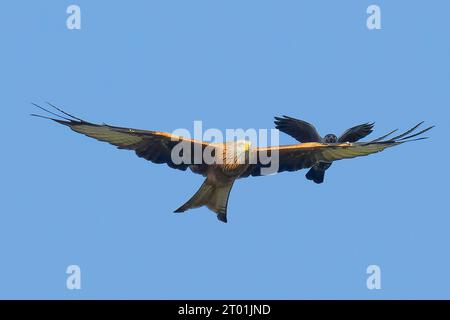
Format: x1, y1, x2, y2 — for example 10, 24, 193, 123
0, 0, 448, 299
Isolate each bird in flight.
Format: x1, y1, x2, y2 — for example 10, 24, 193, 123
275, 115, 375, 184
32, 103, 433, 223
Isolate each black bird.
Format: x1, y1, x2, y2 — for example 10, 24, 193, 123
274, 115, 375, 184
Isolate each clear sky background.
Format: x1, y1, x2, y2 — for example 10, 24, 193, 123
0, 0, 448, 299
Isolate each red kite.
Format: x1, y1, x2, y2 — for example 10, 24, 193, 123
33, 103, 433, 223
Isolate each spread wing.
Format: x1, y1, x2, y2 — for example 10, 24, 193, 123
274, 115, 321, 142
32, 103, 211, 173
338, 122, 375, 143
242, 122, 433, 177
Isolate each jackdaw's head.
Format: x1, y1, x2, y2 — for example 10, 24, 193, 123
323, 134, 338, 143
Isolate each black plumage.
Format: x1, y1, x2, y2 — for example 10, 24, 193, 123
274, 116, 375, 184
